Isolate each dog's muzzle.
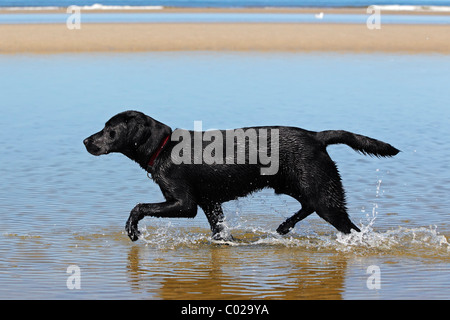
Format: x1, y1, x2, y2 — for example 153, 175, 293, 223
83, 137, 106, 156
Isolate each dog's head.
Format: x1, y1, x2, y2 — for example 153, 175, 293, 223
83, 110, 171, 159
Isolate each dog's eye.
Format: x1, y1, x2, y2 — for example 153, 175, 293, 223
109, 130, 116, 139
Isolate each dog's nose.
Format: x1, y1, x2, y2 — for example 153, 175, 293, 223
83, 138, 90, 146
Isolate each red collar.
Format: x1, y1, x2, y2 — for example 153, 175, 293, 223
148, 135, 171, 167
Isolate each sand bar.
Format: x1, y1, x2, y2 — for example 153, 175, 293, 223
1, 22, 449, 54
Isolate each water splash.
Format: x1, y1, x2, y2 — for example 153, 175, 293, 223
137, 219, 449, 258
139, 222, 210, 249
335, 224, 449, 256
137, 179, 449, 257
332, 177, 449, 256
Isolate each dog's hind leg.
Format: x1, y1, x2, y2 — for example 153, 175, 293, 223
314, 179, 361, 234
316, 205, 360, 234
311, 154, 361, 234
276, 206, 314, 235
201, 202, 233, 241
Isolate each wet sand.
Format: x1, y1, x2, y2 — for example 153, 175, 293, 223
1, 22, 450, 54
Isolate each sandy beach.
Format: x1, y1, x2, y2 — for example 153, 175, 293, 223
1, 7, 450, 53
1, 22, 449, 54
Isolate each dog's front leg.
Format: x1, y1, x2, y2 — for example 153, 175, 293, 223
201, 202, 233, 241
125, 200, 197, 241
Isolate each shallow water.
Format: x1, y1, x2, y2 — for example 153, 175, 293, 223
0, 52, 449, 299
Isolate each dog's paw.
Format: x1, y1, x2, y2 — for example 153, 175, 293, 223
276, 221, 293, 235
125, 219, 141, 242
211, 232, 235, 243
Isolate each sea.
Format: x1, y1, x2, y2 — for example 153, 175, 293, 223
1, 0, 450, 8
2, 0, 450, 24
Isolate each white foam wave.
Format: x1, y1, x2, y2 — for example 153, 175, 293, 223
1, 4, 164, 11
78, 4, 164, 11
2, 6, 60, 11
373, 5, 450, 12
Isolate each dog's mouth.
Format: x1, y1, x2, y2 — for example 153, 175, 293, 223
83, 138, 108, 156
86, 146, 106, 156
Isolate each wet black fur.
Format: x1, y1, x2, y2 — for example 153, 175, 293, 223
84, 111, 399, 242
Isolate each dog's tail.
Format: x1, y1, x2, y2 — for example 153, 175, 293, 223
316, 130, 400, 157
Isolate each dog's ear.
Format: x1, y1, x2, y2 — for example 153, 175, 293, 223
137, 116, 172, 155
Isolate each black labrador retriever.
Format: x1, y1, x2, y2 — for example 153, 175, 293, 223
84, 110, 399, 242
